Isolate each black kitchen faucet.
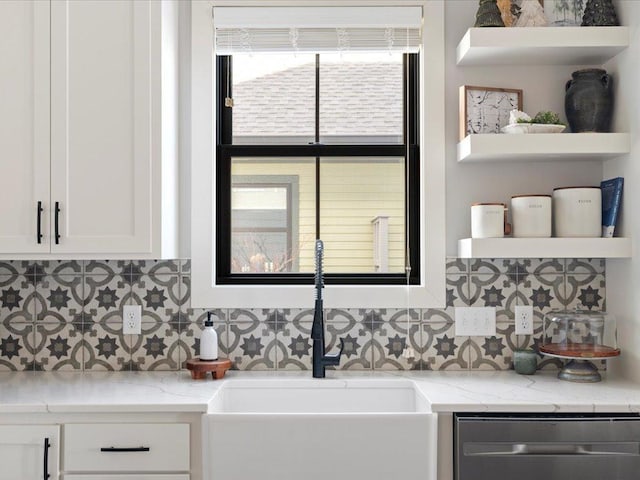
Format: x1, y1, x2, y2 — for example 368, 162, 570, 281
311, 239, 344, 378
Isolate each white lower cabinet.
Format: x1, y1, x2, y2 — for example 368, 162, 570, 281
0, 425, 60, 480
0, 416, 197, 480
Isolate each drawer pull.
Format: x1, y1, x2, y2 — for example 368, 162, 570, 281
100, 446, 150, 453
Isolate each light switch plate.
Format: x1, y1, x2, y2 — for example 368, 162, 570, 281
455, 307, 496, 336
123, 305, 142, 334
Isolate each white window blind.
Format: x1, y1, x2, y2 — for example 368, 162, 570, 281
213, 6, 422, 54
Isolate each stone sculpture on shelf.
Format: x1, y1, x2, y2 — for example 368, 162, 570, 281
581, 0, 619, 26
474, 0, 505, 27
514, 0, 548, 27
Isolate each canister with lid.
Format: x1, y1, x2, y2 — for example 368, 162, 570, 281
553, 186, 601, 237
471, 203, 509, 238
511, 194, 552, 238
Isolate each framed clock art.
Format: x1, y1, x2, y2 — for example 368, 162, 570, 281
459, 85, 523, 140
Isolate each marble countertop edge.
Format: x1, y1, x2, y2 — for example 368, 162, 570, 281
0, 370, 638, 415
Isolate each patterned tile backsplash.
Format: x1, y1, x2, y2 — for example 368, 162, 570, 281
0, 258, 606, 372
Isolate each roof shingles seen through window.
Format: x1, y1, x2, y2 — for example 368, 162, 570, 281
232, 60, 403, 138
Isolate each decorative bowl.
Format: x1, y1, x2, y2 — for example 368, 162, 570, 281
501, 123, 566, 134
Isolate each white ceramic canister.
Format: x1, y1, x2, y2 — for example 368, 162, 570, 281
471, 203, 508, 238
511, 194, 552, 238
553, 186, 602, 237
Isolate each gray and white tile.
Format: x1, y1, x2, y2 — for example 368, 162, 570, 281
564, 274, 605, 311
227, 309, 278, 370
370, 309, 420, 371
33, 322, 83, 371
83, 323, 129, 371
0, 324, 33, 371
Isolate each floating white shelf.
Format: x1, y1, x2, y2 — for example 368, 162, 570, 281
457, 133, 629, 163
456, 26, 629, 66
458, 237, 632, 259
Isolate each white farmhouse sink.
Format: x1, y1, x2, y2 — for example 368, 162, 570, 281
204, 378, 436, 480
208, 378, 430, 413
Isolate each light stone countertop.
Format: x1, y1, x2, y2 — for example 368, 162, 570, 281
0, 371, 223, 413
0, 370, 639, 414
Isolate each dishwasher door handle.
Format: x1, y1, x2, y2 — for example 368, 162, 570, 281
465, 442, 640, 457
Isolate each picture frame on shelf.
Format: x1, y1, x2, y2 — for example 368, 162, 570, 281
459, 85, 523, 141
498, 0, 544, 27
545, 0, 586, 26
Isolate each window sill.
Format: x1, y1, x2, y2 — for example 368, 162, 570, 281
190, 270, 445, 308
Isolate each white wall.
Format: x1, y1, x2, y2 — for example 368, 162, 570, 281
603, 0, 639, 381
445, 1, 604, 255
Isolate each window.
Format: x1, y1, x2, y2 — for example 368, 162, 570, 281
191, 2, 446, 308
216, 52, 419, 285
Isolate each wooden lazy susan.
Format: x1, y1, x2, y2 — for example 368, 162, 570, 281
186, 358, 232, 380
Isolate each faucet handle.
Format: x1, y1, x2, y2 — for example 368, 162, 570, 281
323, 338, 345, 366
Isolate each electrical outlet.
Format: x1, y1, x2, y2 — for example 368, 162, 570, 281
515, 305, 534, 335
403, 346, 416, 359
123, 305, 142, 334
454, 307, 496, 336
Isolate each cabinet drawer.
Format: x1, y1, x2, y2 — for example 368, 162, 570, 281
64, 476, 189, 480
64, 424, 189, 473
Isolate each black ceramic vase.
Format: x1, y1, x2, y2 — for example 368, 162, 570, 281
565, 68, 613, 133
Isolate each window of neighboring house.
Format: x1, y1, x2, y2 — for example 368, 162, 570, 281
231, 177, 298, 273
217, 52, 419, 285
191, 3, 446, 308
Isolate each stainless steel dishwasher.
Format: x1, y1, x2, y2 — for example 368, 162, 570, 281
455, 413, 640, 480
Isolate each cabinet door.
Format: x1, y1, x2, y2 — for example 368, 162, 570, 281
0, 425, 59, 480
50, 0, 156, 254
0, 1, 50, 253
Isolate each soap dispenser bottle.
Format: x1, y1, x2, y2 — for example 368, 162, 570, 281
200, 312, 218, 361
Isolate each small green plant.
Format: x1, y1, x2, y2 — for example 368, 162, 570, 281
517, 111, 565, 125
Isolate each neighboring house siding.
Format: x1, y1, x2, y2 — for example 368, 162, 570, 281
232, 159, 405, 273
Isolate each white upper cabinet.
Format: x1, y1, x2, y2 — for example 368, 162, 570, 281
51, 0, 154, 254
0, 1, 50, 253
0, 0, 178, 258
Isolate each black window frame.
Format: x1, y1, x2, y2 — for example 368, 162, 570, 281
216, 53, 420, 286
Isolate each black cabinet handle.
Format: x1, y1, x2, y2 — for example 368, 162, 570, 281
43, 437, 50, 480
100, 446, 150, 453
36, 201, 43, 244
54, 202, 60, 244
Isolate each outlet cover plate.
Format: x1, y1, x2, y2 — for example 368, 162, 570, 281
123, 305, 142, 334
455, 307, 496, 336
515, 305, 534, 335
